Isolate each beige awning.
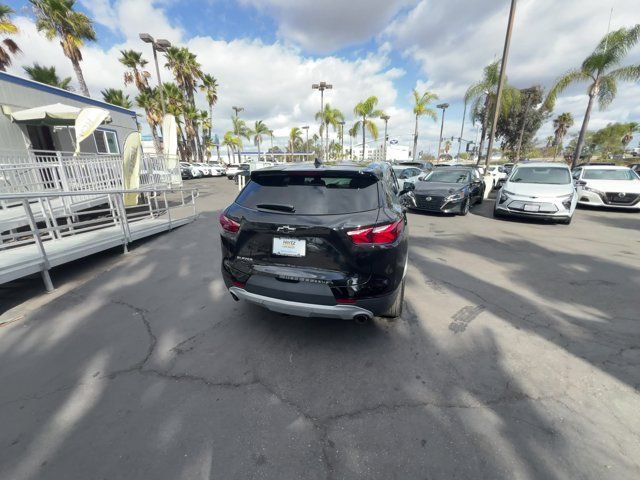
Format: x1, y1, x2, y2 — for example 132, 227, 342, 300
9, 103, 111, 126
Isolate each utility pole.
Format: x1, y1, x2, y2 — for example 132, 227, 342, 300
312, 81, 332, 162
456, 100, 467, 159
436, 103, 449, 162
485, 0, 517, 167
381, 114, 390, 161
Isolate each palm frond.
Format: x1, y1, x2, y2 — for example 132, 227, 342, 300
608, 64, 640, 82
544, 68, 591, 110
597, 75, 617, 109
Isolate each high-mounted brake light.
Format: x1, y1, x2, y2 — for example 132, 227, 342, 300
219, 213, 240, 233
347, 219, 403, 245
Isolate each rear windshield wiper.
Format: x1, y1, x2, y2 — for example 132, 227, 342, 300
256, 203, 296, 213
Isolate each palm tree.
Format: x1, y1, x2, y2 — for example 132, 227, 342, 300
30, 0, 96, 97
222, 131, 242, 165
552, 112, 574, 160
119, 50, 151, 92
163, 82, 190, 159
101, 88, 132, 108
231, 116, 249, 164
353, 96, 383, 161
289, 127, 303, 162
315, 104, 344, 160
465, 59, 520, 164
622, 122, 639, 152
165, 46, 203, 160
348, 124, 358, 160
411, 89, 438, 160
136, 89, 163, 155
250, 120, 270, 161
0, 4, 21, 71
200, 73, 218, 140
23, 63, 72, 89
545, 25, 640, 167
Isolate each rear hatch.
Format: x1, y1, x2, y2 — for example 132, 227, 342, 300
224, 169, 381, 286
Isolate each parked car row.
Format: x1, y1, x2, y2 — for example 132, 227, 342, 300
181, 162, 226, 179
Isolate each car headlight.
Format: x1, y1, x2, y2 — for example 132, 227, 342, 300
499, 189, 514, 204
584, 185, 604, 195
445, 190, 465, 202
557, 193, 573, 209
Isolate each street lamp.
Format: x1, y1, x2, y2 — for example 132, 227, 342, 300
436, 103, 449, 162
312, 81, 332, 161
139, 33, 171, 117
302, 125, 309, 160
380, 114, 390, 161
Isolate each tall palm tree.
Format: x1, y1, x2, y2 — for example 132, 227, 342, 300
30, 0, 96, 97
552, 112, 574, 160
348, 124, 358, 160
289, 127, 303, 162
165, 46, 203, 160
0, 4, 20, 71
23, 63, 71, 89
545, 25, 640, 167
162, 82, 190, 160
231, 116, 249, 164
101, 88, 132, 108
465, 59, 520, 164
353, 96, 383, 161
315, 104, 344, 160
119, 50, 150, 92
200, 73, 218, 140
250, 120, 270, 161
136, 89, 163, 155
411, 89, 438, 160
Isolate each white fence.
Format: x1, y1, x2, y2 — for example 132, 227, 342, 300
0, 149, 181, 210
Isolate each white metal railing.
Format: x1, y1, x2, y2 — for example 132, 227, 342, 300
0, 187, 198, 292
0, 150, 181, 210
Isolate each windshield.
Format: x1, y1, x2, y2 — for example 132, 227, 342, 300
583, 169, 638, 181
510, 166, 571, 185
424, 170, 470, 183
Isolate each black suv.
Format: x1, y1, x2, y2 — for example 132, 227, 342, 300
219, 163, 409, 321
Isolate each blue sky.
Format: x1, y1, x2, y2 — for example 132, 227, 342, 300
4, 0, 640, 152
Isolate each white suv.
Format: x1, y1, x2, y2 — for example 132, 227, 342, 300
494, 162, 578, 224
573, 165, 640, 210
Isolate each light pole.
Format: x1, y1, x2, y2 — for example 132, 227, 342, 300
485, 0, 517, 167
139, 33, 171, 117
312, 81, 332, 161
380, 114, 390, 161
232, 106, 244, 119
302, 125, 309, 161
436, 103, 449, 162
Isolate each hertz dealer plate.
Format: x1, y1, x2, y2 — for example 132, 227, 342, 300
272, 237, 306, 257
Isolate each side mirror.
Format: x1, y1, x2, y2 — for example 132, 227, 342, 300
399, 182, 415, 196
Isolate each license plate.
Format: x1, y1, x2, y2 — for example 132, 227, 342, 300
272, 237, 306, 257
524, 204, 540, 212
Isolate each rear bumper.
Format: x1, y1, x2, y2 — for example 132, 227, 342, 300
229, 287, 374, 320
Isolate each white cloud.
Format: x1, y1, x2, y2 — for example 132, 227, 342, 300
238, 0, 417, 53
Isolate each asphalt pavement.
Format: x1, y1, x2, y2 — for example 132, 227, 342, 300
1, 176, 639, 480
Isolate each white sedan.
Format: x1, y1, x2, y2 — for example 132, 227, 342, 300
392, 166, 427, 190
494, 162, 578, 224
573, 165, 640, 210
487, 165, 508, 188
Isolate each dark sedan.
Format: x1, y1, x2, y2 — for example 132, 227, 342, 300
403, 167, 485, 215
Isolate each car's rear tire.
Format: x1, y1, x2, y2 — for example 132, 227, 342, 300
382, 279, 404, 319
459, 199, 470, 216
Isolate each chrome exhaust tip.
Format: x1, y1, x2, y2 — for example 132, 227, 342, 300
353, 314, 371, 324
230, 291, 240, 302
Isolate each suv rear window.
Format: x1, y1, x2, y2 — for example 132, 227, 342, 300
236, 172, 379, 214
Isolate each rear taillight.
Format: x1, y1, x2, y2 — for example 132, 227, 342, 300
219, 213, 240, 233
347, 219, 404, 245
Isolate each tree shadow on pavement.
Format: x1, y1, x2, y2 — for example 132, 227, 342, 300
1, 207, 638, 479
